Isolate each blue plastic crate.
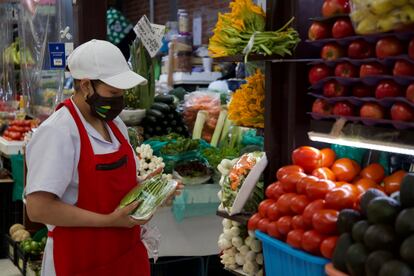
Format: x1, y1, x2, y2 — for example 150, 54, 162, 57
256, 231, 329, 276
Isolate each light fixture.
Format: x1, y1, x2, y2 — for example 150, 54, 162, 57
308, 132, 414, 156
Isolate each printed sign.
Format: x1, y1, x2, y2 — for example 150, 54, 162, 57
48, 42, 65, 69
133, 15, 165, 57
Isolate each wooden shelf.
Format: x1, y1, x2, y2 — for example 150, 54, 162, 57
0, 177, 14, 184
216, 210, 252, 225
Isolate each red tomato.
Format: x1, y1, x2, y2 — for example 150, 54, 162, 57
290, 195, 311, 214
321, 148, 336, 167
276, 193, 296, 216
276, 165, 304, 181
325, 188, 356, 210
302, 230, 325, 254
298, 175, 316, 193
303, 199, 326, 227
331, 158, 361, 182
292, 215, 309, 230
354, 178, 378, 194
354, 193, 363, 211
287, 229, 305, 249
257, 218, 271, 233
276, 216, 293, 236
248, 213, 262, 230
312, 209, 339, 235
267, 202, 280, 221
267, 221, 283, 239
340, 183, 360, 196
335, 181, 348, 187
280, 172, 307, 193
258, 199, 275, 218
306, 179, 336, 200
292, 146, 322, 173
360, 163, 385, 184
266, 181, 285, 200
383, 170, 406, 195
320, 236, 339, 259
312, 167, 337, 181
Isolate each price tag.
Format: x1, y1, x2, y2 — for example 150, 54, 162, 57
133, 15, 165, 58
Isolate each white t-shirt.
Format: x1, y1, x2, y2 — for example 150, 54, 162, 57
25, 98, 137, 276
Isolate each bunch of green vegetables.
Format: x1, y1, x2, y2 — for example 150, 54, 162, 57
20, 237, 46, 256
125, 39, 156, 110
202, 147, 240, 171
119, 175, 177, 220
160, 137, 200, 155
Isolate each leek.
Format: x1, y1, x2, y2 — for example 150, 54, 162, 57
211, 109, 228, 147
220, 117, 232, 144
192, 111, 208, 140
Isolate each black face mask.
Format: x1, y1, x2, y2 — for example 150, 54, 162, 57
86, 82, 124, 121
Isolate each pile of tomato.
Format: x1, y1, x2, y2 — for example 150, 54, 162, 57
248, 146, 406, 259
3, 120, 36, 141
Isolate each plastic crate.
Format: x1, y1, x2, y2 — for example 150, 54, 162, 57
256, 231, 329, 276
5, 234, 17, 265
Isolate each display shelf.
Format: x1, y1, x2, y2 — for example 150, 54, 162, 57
0, 178, 14, 184
308, 55, 414, 67
213, 54, 319, 63
0, 137, 25, 156
224, 267, 249, 276
309, 119, 414, 155
309, 14, 349, 23
159, 72, 222, 85
216, 210, 252, 225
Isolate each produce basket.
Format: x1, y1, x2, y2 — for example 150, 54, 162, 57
5, 234, 17, 265
255, 231, 329, 276
15, 245, 27, 276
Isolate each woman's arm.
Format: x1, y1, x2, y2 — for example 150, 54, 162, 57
26, 191, 147, 228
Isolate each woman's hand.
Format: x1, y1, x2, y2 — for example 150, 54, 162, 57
164, 181, 185, 207
108, 201, 150, 228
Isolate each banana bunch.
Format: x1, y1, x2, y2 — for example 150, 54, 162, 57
2, 40, 35, 66
350, 0, 414, 34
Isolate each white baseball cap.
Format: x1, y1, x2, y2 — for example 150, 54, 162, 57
67, 39, 147, 89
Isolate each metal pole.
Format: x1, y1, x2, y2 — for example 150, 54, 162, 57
149, 0, 154, 22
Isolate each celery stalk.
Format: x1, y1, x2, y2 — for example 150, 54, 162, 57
192, 111, 208, 140
210, 109, 228, 147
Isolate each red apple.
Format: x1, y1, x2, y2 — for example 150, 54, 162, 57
376, 37, 404, 58
391, 102, 414, 122
406, 84, 414, 103
322, 0, 350, 17
393, 60, 414, 76
308, 22, 331, 40
352, 84, 375, 97
360, 63, 386, 78
332, 19, 354, 38
348, 40, 374, 59
323, 80, 348, 97
360, 103, 386, 119
333, 102, 355, 116
321, 43, 344, 60
312, 99, 332, 115
409, 38, 414, 60
335, 62, 358, 78
375, 80, 402, 99
309, 64, 331, 85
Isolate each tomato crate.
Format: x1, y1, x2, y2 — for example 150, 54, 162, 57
5, 234, 17, 265
256, 231, 329, 276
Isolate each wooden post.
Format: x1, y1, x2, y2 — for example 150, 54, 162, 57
73, 0, 108, 45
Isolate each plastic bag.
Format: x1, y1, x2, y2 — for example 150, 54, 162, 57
350, 0, 414, 34
183, 91, 221, 142
331, 144, 367, 164
242, 129, 264, 149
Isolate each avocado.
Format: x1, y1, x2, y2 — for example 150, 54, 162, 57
365, 251, 394, 276
379, 260, 414, 276
367, 197, 401, 224
333, 233, 353, 273
352, 220, 370, 243
364, 224, 397, 251
400, 173, 414, 208
360, 188, 387, 216
396, 208, 414, 237
337, 209, 362, 234
400, 235, 414, 265
345, 243, 369, 276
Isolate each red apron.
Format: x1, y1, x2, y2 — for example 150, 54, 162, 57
48, 99, 150, 276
